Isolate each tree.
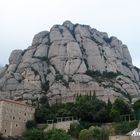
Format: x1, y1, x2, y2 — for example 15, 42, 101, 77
79, 129, 93, 140
75, 95, 109, 123
68, 122, 83, 138
107, 98, 112, 111
26, 120, 37, 129
100, 127, 110, 140
112, 98, 131, 115
110, 108, 120, 122
133, 99, 140, 112
110, 98, 131, 121
113, 121, 132, 135
133, 99, 140, 120
44, 128, 72, 140
39, 96, 49, 107
23, 128, 44, 140
79, 126, 110, 140
88, 126, 102, 140
35, 107, 52, 123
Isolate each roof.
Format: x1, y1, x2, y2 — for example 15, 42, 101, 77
0, 99, 35, 108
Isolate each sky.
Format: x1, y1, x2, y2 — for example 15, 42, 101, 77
0, 0, 140, 68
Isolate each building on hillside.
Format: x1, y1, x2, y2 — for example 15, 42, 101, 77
44, 116, 79, 132
0, 99, 35, 136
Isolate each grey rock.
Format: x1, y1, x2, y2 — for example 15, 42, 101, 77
82, 38, 105, 72
63, 20, 74, 31
34, 44, 49, 58
122, 45, 132, 64
64, 59, 82, 75
5, 78, 19, 91
110, 36, 122, 47
72, 74, 92, 83
0, 66, 7, 78
22, 48, 36, 60
75, 24, 91, 39
50, 25, 75, 43
7, 64, 17, 73
32, 31, 49, 46
9, 50, 23, 64
0, 21, 140, 103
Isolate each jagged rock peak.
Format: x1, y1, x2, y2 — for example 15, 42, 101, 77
0, 21, 140, 104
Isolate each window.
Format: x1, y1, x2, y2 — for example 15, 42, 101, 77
13, 116, 15, 120
5, 129, 7, 132
16, 124, 18, 127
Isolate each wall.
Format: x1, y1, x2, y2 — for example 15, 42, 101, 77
109, 136, 131, 140
44, 120, 78, 132
0, 100, 35, 136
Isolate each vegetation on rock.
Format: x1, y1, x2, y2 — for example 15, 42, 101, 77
35, 95, 133, 124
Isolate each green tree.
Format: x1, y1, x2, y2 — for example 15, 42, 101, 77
133, 99, 140, 119
68, 122, 83, 138
75, 95, 109, 123
110, 98, 131, 121
100, 127, 110, 140
79, 129, 93, 140
88, 126, 101, 140
113, 121, 131, 134
23, 128, 44, 140
26, 120, 37, 129
35, 106, 54, 123
79, 126, 110, 140
112, 98, 131, 115
44, 128, 71, 140
133, 99, 140, 111
39, 96, 49, 107
107, 98, 112, 111
110, 108, 120, 122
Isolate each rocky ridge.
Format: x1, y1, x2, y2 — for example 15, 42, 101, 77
0, 21, 140, 104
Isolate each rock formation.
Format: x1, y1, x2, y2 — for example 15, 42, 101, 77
0, 21, 140, 104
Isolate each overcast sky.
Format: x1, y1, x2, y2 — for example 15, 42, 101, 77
0, 0, 140, 68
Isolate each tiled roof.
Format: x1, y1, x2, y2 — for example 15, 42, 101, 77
0, 99, 35, 108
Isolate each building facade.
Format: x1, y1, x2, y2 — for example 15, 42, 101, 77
0, 99, 35, 136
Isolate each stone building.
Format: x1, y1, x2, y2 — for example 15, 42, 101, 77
0, 99, 35, 136
44, 116, 78, 132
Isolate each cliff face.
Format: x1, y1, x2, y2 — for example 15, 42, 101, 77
0, 21, 140, 103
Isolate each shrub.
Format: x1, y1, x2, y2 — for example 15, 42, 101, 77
113, 121, 138, 135
44, 128, 72, 140
26, 120, 37, 129
23, 128, 44, 140
133, 99, 140, 113
79, 129, 93, 140
68, 122, 83, 138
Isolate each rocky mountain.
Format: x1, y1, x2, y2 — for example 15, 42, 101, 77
0, 21, 140, 104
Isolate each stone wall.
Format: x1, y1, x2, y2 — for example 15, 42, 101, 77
44, 120, 78, 132
0, 99, 35, 136
109, 136, 131, 140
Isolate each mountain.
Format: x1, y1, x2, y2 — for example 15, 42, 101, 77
0, 21, 140, 104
